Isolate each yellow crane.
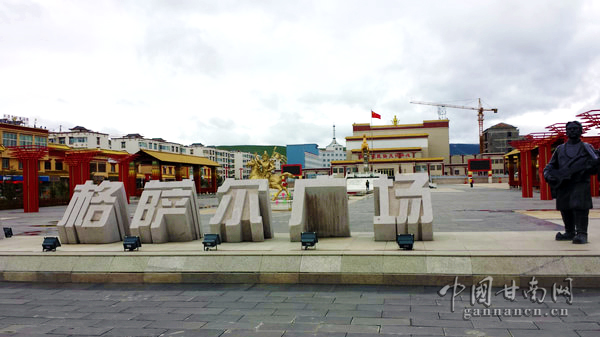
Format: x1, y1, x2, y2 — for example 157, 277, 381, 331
410, 98, 498, 154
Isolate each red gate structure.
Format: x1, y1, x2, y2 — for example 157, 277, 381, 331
64, 150, 99, 198
577, 110, 600, 197
8, 145, 48, 213
510, 136, 536, 198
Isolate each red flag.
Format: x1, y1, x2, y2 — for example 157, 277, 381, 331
371, 110, 381, 119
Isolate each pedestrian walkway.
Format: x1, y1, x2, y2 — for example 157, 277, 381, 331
0, 282, 598, 337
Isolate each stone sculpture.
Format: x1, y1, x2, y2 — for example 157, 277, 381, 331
57, 180, 130, 244
130, 180, 202, 243
288, 176, 350, 242
373, 173, 433, 241
209, 179, 273, 242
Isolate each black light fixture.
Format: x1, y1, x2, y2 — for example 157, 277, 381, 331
3, 227, 13, 238
396, 234, 414, 250
202, 234, 221, 251
123, 236, 142, 251
301, 232, 318, 250
42, 237, 61, 252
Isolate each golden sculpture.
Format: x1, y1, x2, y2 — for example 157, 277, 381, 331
392, 115, 399, 126
247, 149, 294, 200
361, 134, 369, 153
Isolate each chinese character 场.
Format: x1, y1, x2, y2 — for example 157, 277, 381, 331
438, 276, 467, 312
523, 276, 547, 304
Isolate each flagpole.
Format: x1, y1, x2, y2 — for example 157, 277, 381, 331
370, 110, 374, 173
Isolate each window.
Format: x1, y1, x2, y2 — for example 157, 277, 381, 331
2, 158, 10, 169
110, 163, 116, 173
139, 142, 147, 148
154, 143, 157, 150
121, 141, 126, 149
96, 137, 100, 145
190, 149, 194, 155
2, 132, 17, 146
55, 161, 63, 171
90, 162, 97, 173
34, 136, 47, 146
68, 136, 86, 144
98, 163, 106, 172
19, 134, 33, 146
44, 161, 51, 170
58, 137, 66, 144
18, 161, 22, 170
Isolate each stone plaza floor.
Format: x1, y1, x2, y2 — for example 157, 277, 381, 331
0, 282, 598, 337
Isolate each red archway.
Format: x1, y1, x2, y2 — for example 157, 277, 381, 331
8, 145, 48, 213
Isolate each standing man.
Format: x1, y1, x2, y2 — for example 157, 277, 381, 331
543, 121, 600, 244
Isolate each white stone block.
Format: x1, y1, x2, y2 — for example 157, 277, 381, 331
373, 173, 434, 241
57, 180, 130, 244
288, 178, 350, 242
209, 179, 272, 242
130, 180, 202, 243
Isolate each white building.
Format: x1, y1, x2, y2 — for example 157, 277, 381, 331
234, 151, 254, 179
318, 125, 345, 168
49, 126, 111, 150
111, 134, 185, 154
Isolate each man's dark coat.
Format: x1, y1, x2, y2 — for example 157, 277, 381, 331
543, 142, 599, 210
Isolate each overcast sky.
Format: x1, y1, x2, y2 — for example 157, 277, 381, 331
2, 0, 599, 148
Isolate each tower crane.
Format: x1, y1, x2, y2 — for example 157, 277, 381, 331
410, 98, 498, 154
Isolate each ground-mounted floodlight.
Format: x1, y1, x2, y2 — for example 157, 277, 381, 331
397, 234, 414, 250
123, 236, 142, 251
301, 232, 318, 250
203, 234, 221, 251
42, 237, 61, 252
3, 227, 13, 238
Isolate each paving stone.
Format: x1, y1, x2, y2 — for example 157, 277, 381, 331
282, 332, 345, 337
578, 332, 600, 337
82, 312, 139, 320
133, 313, 192, 321
171, 307, 226, 315
379, 326, 444, 335
122, 306, 176, 314
0, 317, 51, 325
326, 310, 381, 318
240, 296, 287, 303
317, 323, 379, 333
508, 330, 579, 337
0, 299, 31, 305
0, 324, 57, 335
205, 301, 258, 309
333, 298, 384, 305
220, 330, 284, 337
146, 320, 206, 329
274, 309, 328, 317
101, 327, 169, 336
201, 321, 270, 330
91, 319, 153, 329
186, 314, 243, 323
161, 329, 224, 337
41, 318, 103, 327
294, 316, 352, 325
221, 308, 276, 316
472, 320, 538, 329
535, 321, 600, 330
305, 303, 358, 311
285, 297, 335, 304
443, 327, 512, 336
48, 326, 112, 335
256, 302, 308, 310
238, 315, 296, 324
351, 317, 410, 326
411, 318, 473, 328
161, 301, 211, 307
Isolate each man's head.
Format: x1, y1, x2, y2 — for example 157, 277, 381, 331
566, 121, 583, 140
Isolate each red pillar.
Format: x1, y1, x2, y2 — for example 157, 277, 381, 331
22, 159, 39, 213
520, 150, 533, 198
210, 167, 217, 193
538, 144, 552, 200
175, 164, 182, 181
10, 146, 48, 213
591, 175, 599, 197
152, 160, 161, 181
193, 165, 201, 193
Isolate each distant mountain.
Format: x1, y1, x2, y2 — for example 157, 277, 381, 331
214, 145, 287, 157
450, 143, 480, 155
